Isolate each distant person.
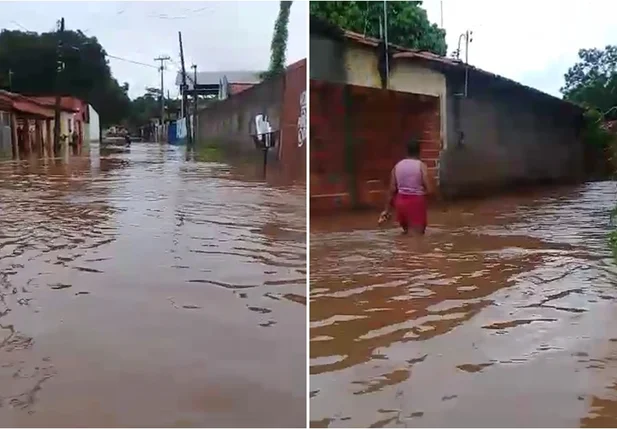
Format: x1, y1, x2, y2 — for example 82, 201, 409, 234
17, 124, 26, 153
71, 129, 79, 148
70, 129, 80, 155
379, 139, 434, 235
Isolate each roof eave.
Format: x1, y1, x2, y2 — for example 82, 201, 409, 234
315, 24, 581, 114
392, 52, 583, 114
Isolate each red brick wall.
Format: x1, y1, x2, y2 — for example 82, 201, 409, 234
310, 81, 350, 211
279, 59, 307, 182
310, 80, 441, 213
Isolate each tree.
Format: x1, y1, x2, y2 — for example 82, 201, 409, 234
310, 1, 446, 56
561, 45, 617, 119
126, 88, 181, 130
263, 1, 293, 79
0, 28, 130, 126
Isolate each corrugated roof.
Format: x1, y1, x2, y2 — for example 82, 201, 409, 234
175, 70, 261, 88
339, 29, 581, 111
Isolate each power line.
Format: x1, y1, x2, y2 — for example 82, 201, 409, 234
169, 57, 195, 85
2, 20, 163, 74
10, 20, 30, 32
155, 55, 171, 127
146, 5, 212, 20
3, 19, 177, 95
106, 54, 159, 69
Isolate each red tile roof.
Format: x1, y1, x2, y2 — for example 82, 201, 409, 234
0, 90, 55, 118
28, 96, 83, 113
229, 83, 254, 95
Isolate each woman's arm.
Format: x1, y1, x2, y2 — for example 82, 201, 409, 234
421, 162, 434, 195
384, 167, 397, 213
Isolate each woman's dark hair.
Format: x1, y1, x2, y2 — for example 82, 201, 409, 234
406, 138, 420, 158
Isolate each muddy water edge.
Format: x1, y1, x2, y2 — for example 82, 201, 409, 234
310, 181, 617, 428
0, 143, 306, 427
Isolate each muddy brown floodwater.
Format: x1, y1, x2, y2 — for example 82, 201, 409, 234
0, 143, 306, 428
310, 182, 617, 428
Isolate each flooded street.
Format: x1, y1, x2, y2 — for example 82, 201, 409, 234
310, 182, 617, 427
0, 143, 306, 427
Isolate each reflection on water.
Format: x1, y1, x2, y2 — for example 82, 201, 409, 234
310, 182, 617, 428
0, 143, 306, 427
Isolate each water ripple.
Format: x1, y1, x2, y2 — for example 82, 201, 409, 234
310, 181, 617, 428
0, 143, 306, 427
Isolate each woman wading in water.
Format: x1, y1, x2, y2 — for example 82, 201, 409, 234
379, 139, 434, 235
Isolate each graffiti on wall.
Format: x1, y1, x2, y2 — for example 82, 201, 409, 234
297, 90, 306, 147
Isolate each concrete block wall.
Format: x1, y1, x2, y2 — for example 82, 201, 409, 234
440, 75, 585, 197
310, 80, 350, 211
196, 75, 284, 153
195, 60, 306, 182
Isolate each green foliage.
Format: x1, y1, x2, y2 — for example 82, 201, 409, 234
561, 45, 617, 118
0, 29, 130, 127
193, 144, 223, 163
563, 47, 617, 255
127, 87, 181, 129
263, 1, 293, 80
309, 1, 447, 56
581, 108, 614, 148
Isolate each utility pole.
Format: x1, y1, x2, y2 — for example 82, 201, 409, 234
383, 0, 389, 88
455, 30, 473, 97
178, 31, 192, 146
464, 30, 472, 64
191, 64, 197, 143
53, 17, 65, 153
464, 30, 472, 97
154, 55, 170, 129
8, 69, 13, 91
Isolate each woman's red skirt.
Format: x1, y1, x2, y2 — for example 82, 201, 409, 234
394, 193, 427, 232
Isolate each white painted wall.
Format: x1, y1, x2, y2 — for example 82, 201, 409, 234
390, 61, 447, 148
343, 44, 448, 148
88, 105, 101, 142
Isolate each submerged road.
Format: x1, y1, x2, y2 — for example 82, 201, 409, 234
310, 182, 617, 427
0, 143, 306, 427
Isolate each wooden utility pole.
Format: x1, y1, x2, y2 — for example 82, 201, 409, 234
191, 64, 197, 143
178, 31, 192, 146
154, 55, 170, 127
53, 17, 65, 153
383, 0, 389, 88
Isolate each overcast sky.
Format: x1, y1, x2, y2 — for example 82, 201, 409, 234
2, 1, 614, 100
422, 0, 617, 97
0, 1, 307, 99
